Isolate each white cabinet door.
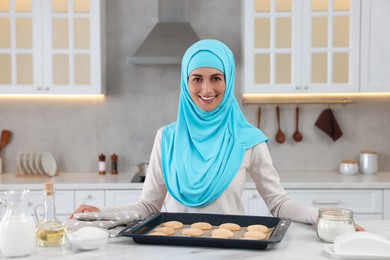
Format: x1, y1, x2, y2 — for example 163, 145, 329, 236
360, 0, 390, 92
242, 0, 360, 94
384, 190, 390, 220
28, 190, 74, 222
75, 190, 105, 208
0, 0, 105, 95
0, 0, 41, 94
105, 190, 141, 207
241, 189, 270, 216
301, 0, 360, 93
286, 189, 383, 220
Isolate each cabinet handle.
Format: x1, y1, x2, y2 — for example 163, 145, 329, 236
45, 87, 50, 91
296, 86, 301, 90
312, 200, 341, 205
304, 86, 309, 90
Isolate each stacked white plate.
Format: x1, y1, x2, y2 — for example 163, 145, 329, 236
17, 151, 57, 176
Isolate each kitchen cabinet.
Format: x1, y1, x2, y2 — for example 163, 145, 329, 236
360, 0, 390, 92
242, 0, 360, 94
287, 189, 383, 221
384, 190, 390, 220
27, 189, 74, 222
105, 190, 141, 207
242, 188, 384, 221
241, 189, 270, 216
0, 0, 105, 95
75, 190, 105, 208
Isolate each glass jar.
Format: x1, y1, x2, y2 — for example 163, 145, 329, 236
316, 208, 355, 243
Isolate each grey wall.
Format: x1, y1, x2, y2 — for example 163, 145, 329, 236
1, 0, 389, 174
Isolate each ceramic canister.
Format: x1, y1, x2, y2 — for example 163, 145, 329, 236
339, 160, 359, 175
359, 150, 378, 175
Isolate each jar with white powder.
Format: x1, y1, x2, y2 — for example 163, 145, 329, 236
316, 208, 355, 243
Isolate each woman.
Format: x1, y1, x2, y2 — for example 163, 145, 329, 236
71, 39, 318, 224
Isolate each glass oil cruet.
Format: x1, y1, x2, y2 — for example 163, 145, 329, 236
35, 182, 67, 246
0, 190, 36, 257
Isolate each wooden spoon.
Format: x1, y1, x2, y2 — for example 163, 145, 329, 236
0, 130, 12, 154
257, 106, 261, 129
275, 105, 286, 143
293, 106, 303, 142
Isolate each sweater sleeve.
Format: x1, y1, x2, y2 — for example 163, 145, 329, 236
99, 128, 167, 219
248, 142, 318, 224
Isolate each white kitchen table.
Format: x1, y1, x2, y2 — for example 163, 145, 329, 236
2, 221, 389, 260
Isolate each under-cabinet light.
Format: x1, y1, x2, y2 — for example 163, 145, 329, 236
0, 94, 106, 101
242, 93, 390, 104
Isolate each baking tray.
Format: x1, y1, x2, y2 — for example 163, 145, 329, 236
119, 212, 291, 250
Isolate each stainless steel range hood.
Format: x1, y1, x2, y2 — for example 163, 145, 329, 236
129, 0, 200, 65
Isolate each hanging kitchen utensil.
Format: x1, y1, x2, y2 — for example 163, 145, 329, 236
292, 105, 303, 142
315, 108, 343, 141
0, 130, 12, 174
257, 106, 261, 129
0, 130, 12, 154
275, 105, 286, 144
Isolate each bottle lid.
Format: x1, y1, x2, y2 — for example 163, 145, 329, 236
99, 153, 105, 161
111, 154, 118, 161
44, 182, 54, 194
360, 150, 377, 154
341, 160, 357, 164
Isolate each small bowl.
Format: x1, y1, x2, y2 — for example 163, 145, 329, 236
339, 160, 359, 176
67, 227, 109, 251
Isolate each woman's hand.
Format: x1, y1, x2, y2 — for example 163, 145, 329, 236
355, 224, 365, 231
68, 204, 100, 219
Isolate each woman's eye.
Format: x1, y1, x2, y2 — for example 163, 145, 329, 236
212, 77, 222, 82
193, 77, 201, 82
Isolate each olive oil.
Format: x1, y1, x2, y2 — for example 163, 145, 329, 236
35, 183, 67, 246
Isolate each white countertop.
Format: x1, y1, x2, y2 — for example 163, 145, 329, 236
1, 171, 390, 190
3, 220, 389, 260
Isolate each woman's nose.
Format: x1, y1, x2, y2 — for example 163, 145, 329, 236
201, 80, 212, 93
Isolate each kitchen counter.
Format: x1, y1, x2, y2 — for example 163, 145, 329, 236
2, 220, 389, 260
1, 171, 390, 189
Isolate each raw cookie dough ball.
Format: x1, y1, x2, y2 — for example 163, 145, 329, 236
247, 224, 269, 233
154, 227, 176, 236
191, 222, 212, 230
162, 221, 184, 229
243, 231, 267, 240
219, 223, 241, 231
149, 232, 168, 236
181, 228, 204, 237
211, 228, 234, 238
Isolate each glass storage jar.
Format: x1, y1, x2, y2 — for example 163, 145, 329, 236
316, 208, 355, 243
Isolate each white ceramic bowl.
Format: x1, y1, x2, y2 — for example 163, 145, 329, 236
339, 160, 359, 176
67, 227, 109, 251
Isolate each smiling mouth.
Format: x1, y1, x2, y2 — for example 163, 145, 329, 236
199, 95, 216, 101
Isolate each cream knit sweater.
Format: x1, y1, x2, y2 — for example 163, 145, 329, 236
101, 128, 318, 224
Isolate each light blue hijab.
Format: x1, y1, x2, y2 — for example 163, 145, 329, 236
161, 39, 268, 207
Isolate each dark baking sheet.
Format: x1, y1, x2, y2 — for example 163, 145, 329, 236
119, 212, 291, 250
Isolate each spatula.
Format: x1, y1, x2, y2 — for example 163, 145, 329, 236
0, 130, 12, 154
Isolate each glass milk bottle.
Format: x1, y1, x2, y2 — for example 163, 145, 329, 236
35, 183, 67, 246
0, 190, 36, 257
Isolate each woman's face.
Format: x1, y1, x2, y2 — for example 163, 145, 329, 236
188, 67, 226, 112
